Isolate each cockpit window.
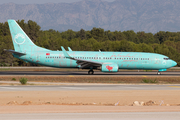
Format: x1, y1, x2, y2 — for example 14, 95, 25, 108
164, 58, 170, 60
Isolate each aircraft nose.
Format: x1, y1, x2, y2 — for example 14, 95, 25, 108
171, 60, 177, 67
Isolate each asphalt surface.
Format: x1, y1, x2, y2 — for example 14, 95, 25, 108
0, 112, 180, 120
0, 84, 180, 91
0, 71, 180, 76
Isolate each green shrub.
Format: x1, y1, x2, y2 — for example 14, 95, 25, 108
19, 78, 28, 85
12, 78, 16, 81
142, 78, 158, 83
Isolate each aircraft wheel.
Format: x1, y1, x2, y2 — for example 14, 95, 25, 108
88, 70, 94, 75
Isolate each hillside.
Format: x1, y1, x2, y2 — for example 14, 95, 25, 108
0, 0, 180, 32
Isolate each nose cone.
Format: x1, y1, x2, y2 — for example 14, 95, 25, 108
172, 60, 177, 67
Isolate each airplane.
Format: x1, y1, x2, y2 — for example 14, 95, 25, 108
5, 19, 177, 75
68, 47, 72, 51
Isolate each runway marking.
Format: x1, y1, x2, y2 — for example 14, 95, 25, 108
69, 75, 74, 77
0, 87, 18, 90
60, 87, 84, 90
168, 86, 180, 88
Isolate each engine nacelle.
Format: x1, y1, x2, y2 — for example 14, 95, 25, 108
101, 63, 119, 72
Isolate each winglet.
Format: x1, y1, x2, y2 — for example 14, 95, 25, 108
68, 47, 72, 51
61, 46, 71, 58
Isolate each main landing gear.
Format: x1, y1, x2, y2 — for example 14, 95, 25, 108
88, 70, 94, 75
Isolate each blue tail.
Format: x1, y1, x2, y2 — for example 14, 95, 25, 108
8, 19, 50, 53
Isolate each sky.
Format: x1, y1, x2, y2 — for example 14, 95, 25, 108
0, 0, 115, 4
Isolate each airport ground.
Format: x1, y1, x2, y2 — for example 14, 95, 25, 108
1, 84, 180, 119
0, 67, 180, 119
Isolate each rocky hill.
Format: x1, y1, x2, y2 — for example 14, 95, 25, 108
0, 0, 180, 33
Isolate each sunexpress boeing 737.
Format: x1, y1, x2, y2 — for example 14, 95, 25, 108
6, 20, 177, 75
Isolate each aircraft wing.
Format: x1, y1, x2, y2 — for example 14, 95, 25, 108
4, 49, 26, 56
61, 46, 102, 69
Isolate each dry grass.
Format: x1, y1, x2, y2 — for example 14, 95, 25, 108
0, 76, 180, 84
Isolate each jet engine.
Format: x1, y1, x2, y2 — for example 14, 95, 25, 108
101, 63, 119, 72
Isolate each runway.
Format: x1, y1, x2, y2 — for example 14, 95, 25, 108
0, 71, 180, 76
0, 112, 180, 120
0, 84, 180, 91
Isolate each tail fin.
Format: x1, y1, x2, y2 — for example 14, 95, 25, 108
8, 19, 49, 53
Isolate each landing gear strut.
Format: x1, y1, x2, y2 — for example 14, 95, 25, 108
88, 70, 94, 75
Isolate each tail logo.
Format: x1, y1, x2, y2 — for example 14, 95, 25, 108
14, 33, 26, 44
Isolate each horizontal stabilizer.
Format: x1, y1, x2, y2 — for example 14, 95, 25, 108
4, 49, 26, 56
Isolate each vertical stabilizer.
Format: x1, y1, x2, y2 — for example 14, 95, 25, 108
8, 19, 49, 53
